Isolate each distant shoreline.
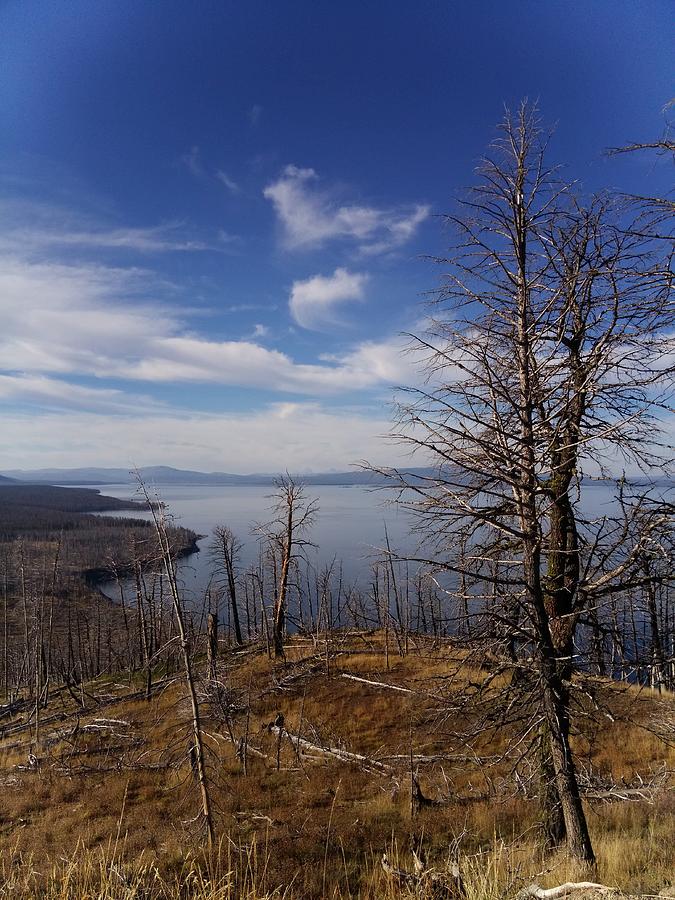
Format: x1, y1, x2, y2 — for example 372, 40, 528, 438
3, 465, 673, 490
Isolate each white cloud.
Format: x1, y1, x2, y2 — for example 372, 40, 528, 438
248, 104, 263, 126
0, 404, 406, 473
289, 268, 367, 330
109, 335, 409, 393
0, 253, 417, 396
0, 198, 213, 255
0, 374, 163, 415
358, 205, 431, 256
0, 256, 174, 375
263, 165, 430, 253
16, 224, 210, 254
217, 229, 240, 246
224, 303, 274, 313
183, 146, 240, 195
327, 335, 419, 385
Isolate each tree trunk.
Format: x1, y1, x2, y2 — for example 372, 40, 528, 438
540, 721, 567, 847
138, 478, 214, 850
541, 667, 595, 863
207, 611, 218, 681
273, 507, 293, 657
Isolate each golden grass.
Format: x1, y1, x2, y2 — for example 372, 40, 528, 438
0, 631, 672, 898
3, 832, 670, 900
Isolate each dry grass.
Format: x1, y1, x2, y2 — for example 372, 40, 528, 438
0, 631, 672, 898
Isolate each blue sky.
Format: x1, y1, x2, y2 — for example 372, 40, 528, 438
0, 0, 672, 472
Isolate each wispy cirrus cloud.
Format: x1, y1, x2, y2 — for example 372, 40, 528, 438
0, 373, 164, 415
289, 268, 368, 330
224, 303, 276, 313
0, 198, 214, 255
263, 165, 430, 253
181, 145, 204, 177
182, 145, 241, 195
9, 223, 211, 254
215, 169, 240, 194
248, 104, 263, 127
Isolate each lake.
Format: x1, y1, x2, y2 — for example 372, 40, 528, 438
81, 479, 636, 607
85, 482, 416, 604
78, 478, 670, 683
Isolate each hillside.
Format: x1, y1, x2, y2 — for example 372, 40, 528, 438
0, 631, 672, 899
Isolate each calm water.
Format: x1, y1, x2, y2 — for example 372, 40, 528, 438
82, 479, 657, 606
85, 483, 414, 602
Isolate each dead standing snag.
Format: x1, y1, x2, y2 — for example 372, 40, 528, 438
134, 473, 215, 850
374, 103, 674, 863
256, 476, 318, 658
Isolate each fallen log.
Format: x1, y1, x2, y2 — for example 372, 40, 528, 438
54, 741, 144, 759
517, 883, 615, 899
380, 753, 465, 764
339, 673, 416, 694
0, 681, 171, 740
268, 725, 394, 775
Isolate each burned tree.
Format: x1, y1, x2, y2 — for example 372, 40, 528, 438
257, 476, 318, 657
135, 475, 215, 849
378, 104, 673, 862
210, 525, 244, 645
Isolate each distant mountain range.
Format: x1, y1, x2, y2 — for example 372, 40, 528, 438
4, 465, 669, 489
0, 465, 424, 486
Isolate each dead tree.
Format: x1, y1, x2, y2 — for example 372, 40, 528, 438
135, 474, 215, 850
256, 475, 318, 657
210, 525, 244, 645
206, 611, 218, 681
375, 103, 673, 863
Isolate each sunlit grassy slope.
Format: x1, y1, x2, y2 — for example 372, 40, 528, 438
0, 631, 672, 898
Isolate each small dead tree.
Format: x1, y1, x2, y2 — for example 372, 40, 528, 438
210, 525, 244, 645
256, 475, 318, 657
135, 474, 215, 849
